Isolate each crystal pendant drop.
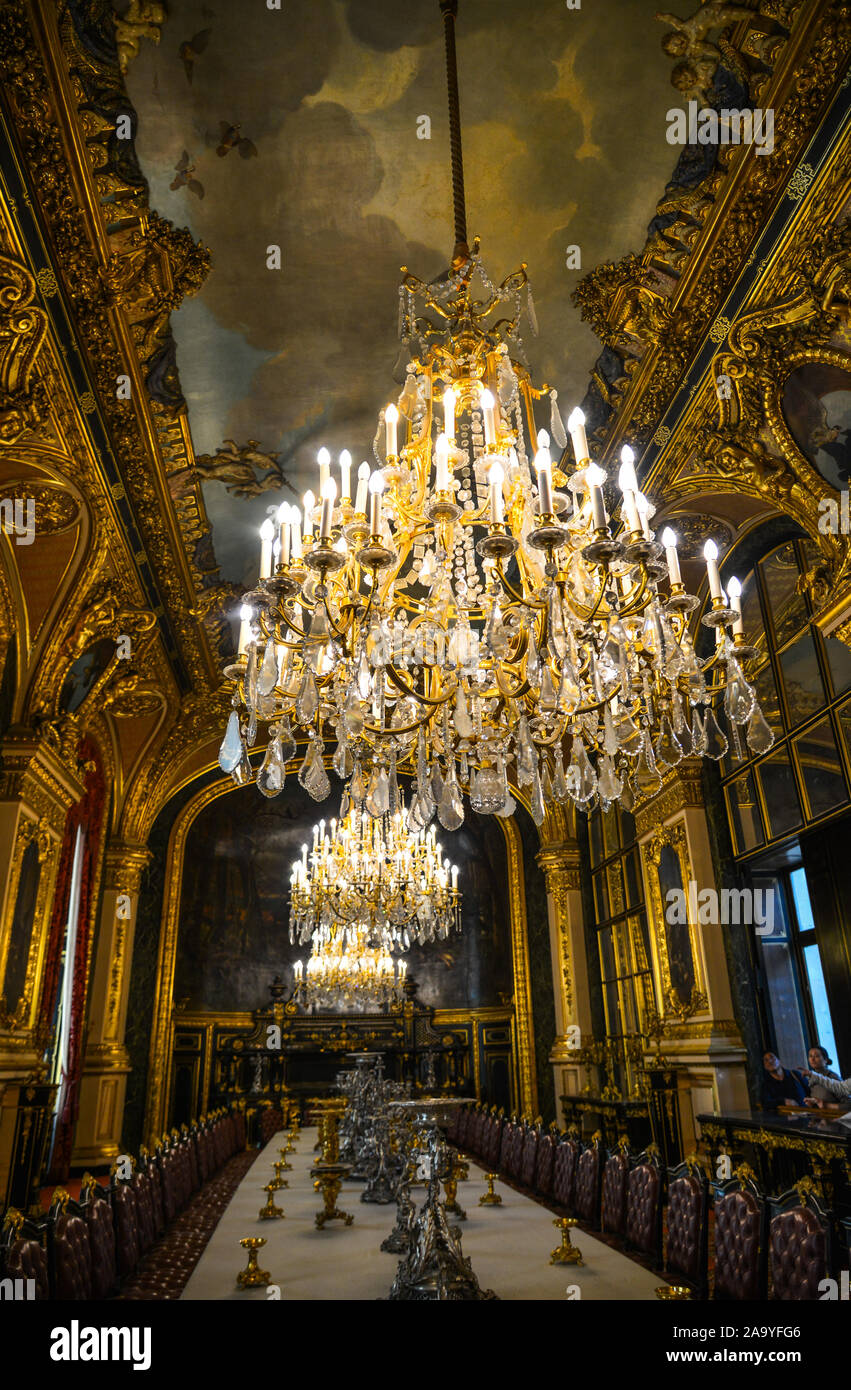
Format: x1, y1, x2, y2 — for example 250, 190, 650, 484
218, 711, 244, 773
530, 762, 546, 826
655, 714, 682, 770
332, 733, 353, 779
690, 707, 707, 756
437, 760, 464, 831
724, 662, 756, 725
597, 753, 622, 803
298, 740, 330, 800
619, 777, 634, 812
245, 643, 259, 710
603, 704, 619, 758
515, 716, 536, 788
485, 599, 509, 659
703, 706, 729, 760
350, 759, 366, 803
342, 688, 365, 737
231, 747, 252, 787
567, 737, 597, 806
278, 716, 296, 764
455, 686, 474, 739
633, 737, 662, 798
257, 736, 286, 797
257, 641, 279, 697
672, 693, 692, 755
366, 765, 390, 817
388, 752, 400, 815
356, 647, 372, 699
540, 665, 558, 711
552, 747, 569, 803
747, 703, 775, 756
526, 641, 541, 690
295, 668, 319, 724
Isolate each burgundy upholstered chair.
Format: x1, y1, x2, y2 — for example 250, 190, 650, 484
144, 1148, 165, 1236
498, 1117, 518, 1174
713, 1167, 767, 1301
769, 1183, 833, 1300
80, 1176, 118, 1299
552, 1133, 580, 1212
624, 1146, 664, 1264
233, 1110, 247, 1152
574, 1137, 603, 1228
0, 1209, 49, 1300
534, 1130, 557, 1199
49, 1193, 93, 1300
484, 1112, 504, 1169
131, 1168, 157, 1257
600, 1141, 631, 1239
112, 1180, 140, 1280
519, 1124, 539, 1189
663, 1157, 710, 1299
469, 1106, 486, 1156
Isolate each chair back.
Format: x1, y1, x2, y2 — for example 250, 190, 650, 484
769, 1179, 833, 1301
713, 1165, 767, 1301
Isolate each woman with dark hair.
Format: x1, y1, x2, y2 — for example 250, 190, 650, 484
805, 1045, 842, 1105
762, 1051, 807, 1109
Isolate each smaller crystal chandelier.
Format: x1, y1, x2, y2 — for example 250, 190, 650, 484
289, 800, 461, 949
292, 924, 407, 1012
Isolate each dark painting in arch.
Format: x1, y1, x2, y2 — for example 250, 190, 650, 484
173, 778, 514, 1013
783, 362, 851, 493
59, 638, 115, 715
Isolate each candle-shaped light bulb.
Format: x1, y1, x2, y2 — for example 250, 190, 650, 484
355, 461, 370, 515
435, 432, 450, 492
259, 517, 276, 578
369, 470, 384, 534
319, 477, 337, 539
277, 502, 291, 566
303, 490, 315, 540
488, 462, 505, 523
237, 602, 253, 656
534, 447, 553, 516
537, 428, 550, 450
703, 538, 723, 599
727, 574, 743, 634
635, 491, 653, 540
443, 386, 457, 441
290, 506, 302, 560
661, 527, 681, 585
339, 449, 352, 502
385, 403, 399, 457
317, 446, 330, 494
586, 462, 607, 530
617, 447, 641, 534
567, 406, 589, 463
480, 388, 497, 448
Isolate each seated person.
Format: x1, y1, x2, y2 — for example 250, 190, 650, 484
762, 1050, 807, 1109
805, 1045, 845, 1107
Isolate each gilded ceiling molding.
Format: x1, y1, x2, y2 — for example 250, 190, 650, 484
0, 250, 48, 444
0, 0, 221, 698
572, 0, 851, 450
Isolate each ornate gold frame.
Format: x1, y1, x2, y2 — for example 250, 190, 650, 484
642, 819, 708, 1023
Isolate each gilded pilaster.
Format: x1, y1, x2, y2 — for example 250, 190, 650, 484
536, 839, 591, 1114
73, 842, 151, 1164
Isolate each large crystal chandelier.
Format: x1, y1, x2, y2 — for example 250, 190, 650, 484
292, 924, 407, 1013
218, 0, 773, 825
289, 802, 461, 949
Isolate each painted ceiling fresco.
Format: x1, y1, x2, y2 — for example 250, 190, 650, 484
124, 0, 680, 586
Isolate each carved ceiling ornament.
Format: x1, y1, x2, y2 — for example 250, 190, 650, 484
572, 0, 851, 448
0, 251, 49, 445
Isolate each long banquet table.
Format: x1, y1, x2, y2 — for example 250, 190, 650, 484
181, 1128, 663, 1301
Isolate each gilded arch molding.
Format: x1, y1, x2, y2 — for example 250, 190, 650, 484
144, 771, 540, 1141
